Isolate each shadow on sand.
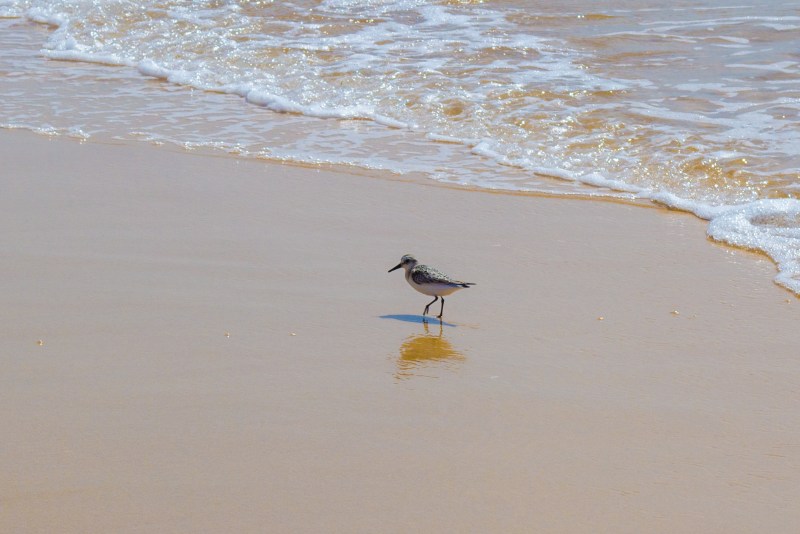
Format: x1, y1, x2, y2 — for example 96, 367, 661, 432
379, 314, 458, 328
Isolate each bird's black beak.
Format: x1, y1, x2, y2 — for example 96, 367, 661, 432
388, 263, 402, 273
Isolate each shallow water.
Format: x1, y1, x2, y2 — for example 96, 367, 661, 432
1, 1, 799, 292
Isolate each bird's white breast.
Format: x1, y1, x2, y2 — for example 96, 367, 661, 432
406, 276, 462, 297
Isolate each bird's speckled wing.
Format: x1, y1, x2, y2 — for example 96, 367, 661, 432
411, 265, 461, 285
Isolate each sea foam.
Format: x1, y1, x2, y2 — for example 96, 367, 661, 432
708, 200, 800, 294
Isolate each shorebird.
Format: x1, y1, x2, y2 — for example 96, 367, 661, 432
388, 254, 475, 318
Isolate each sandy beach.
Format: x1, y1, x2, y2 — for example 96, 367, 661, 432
2, 129, 800, 533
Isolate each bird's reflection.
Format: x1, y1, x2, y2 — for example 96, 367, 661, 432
394, 320, 466, 380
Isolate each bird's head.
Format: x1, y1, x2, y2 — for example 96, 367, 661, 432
388, 254, 418, 273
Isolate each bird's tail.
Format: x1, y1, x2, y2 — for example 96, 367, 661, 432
460, 282, 476, 288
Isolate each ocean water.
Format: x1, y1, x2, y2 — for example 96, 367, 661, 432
1, 1, 799, 293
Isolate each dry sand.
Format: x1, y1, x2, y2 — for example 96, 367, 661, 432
2, 130, 799, 533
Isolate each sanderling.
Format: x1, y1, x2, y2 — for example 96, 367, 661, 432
388, 254, 475, 318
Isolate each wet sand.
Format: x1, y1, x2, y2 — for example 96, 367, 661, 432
2, 130, 799, 533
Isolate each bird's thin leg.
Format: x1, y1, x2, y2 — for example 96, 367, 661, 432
423, 296, 438, 316
437, 297, 445, 318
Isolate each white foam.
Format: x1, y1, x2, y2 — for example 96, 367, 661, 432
707, 200, 800, 293
759, 23, 800, 31
43, 49, 129, 66
24, 7, 67, 27
727, 61, 799, 74
137, 59, 171, 79
244, 89, 410, 129
1, 122, 89, 139
426, 133, 482, 145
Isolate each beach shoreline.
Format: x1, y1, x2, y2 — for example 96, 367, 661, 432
2, 129, 800, 533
